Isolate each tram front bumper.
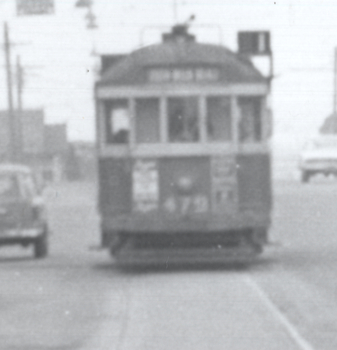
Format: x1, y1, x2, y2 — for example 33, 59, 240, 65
113, 244, 260, 267
101, 210, 271, 234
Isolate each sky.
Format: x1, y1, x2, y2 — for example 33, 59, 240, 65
1, 0, 337, 151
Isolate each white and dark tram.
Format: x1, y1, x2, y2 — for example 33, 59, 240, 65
95, 24, 272, 265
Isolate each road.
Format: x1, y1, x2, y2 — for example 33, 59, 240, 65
1, 177, 337, 349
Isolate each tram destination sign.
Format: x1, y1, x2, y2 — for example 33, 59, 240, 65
148, 67, 220, 83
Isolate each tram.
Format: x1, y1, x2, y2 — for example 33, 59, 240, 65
95, 24, 272, 265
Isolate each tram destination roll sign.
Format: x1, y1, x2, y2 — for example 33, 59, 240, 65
148, 67, 220, 83
17, 0, 54, 15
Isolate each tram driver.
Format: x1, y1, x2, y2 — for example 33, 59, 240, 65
168, 97, 199, 143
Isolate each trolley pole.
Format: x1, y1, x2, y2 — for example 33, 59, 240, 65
3, 22, 18, 161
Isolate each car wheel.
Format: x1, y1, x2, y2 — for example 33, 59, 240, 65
301, 171, 310, 183
34, 231, 48, 259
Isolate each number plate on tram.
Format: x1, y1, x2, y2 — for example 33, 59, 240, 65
163, 195, 209, 216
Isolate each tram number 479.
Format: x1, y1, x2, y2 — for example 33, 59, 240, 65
163, 195, 209, 215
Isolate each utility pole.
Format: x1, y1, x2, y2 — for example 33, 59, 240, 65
333, 47, 337, 115
17, 55, 23, 111
16, 55, 23, 159
3, 22, 18, 161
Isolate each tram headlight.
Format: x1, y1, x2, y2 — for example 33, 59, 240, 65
176, 176, 194, 194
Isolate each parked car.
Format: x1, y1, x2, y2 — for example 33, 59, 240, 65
0, 164, 48, 258
299, 136, 337, 183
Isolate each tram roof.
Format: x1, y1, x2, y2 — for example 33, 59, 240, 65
98, 27, 267, 87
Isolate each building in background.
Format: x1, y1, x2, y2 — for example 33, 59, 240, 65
68, 141, 97, 181
0, 111, 11, 162
0, 109, 96, 182
0, 109, 68, 182
43, 122, 68, 182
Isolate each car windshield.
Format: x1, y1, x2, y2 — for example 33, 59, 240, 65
0, 174, 20, 200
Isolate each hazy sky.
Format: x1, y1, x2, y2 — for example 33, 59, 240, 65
1, 0, 337, 148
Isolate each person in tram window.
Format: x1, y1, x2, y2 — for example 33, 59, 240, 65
168, 98, 199, 143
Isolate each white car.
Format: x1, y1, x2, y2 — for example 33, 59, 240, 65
299, 136, 337, 183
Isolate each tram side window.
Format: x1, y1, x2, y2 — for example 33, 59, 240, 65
238, 97, 262, 142
206, 96, 231, 142
168, 97, 199, 143
135, 98, 160, 143
105, 99, 130, 144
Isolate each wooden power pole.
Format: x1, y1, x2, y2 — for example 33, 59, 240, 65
3, 22, 19, 161
17, 55, 23, 111
334, 47, 337, 115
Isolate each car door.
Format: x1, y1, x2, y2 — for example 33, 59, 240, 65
0, 173, 24, 234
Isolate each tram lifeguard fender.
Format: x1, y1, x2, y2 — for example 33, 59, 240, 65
98, 40, 266, 86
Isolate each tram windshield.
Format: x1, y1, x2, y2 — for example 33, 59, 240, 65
168, 97, 199, 143
238, 97, 262, 142
105, 99, 130, 144
206, 96, 232, 141
103, 95, 264, 146
135, 98, 160, 143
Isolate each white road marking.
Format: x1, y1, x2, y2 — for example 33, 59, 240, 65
244, 275, 315, 350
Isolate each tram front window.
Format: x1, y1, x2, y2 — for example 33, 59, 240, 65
238, 97, 262, 142
105, 99, 130, 144
168, 97, 199, 143
206, 96, 231, 142
135, 98, 160, 143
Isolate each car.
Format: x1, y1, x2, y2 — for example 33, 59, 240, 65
0, 163, 49, 258
299, 135, 337, 183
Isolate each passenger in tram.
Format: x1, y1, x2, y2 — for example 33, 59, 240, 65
238, 97, 262, 143
168, 98, 199, 143
108, 106, 130, 144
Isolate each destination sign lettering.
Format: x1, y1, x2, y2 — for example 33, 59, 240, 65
148, 68, 220, 83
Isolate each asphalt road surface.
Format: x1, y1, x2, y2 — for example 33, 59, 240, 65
1, 177, 337, 349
